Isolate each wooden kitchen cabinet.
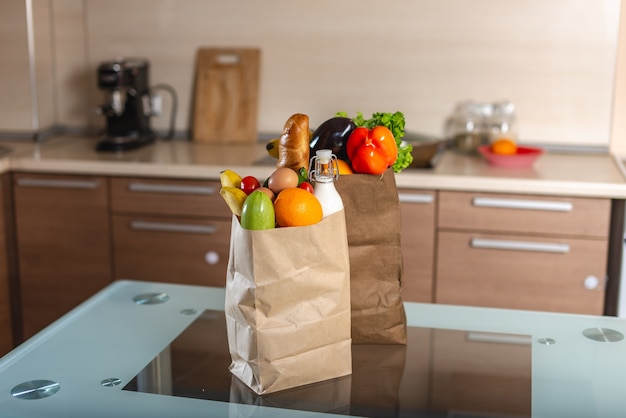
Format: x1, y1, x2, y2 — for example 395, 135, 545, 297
13, 173, 113, 339
110, 177, 231, 287
398, 189, 436, 303
436, 191, 611, 314
0, 174, 13, 355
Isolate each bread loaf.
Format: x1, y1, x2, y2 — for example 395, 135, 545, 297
277, 113, 310, 172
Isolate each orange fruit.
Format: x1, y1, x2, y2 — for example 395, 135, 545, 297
491, 138, 518, 155
274, 187, 323, 227
335, 159, 353, 175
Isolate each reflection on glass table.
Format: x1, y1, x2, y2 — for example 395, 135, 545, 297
124, 309, 531, 417
0, 280, 624, 418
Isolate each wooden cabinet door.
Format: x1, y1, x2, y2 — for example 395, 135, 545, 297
112, 215, 231, 287
399, 190, 436, 302
0, 174, 13, 355
436, 190, 611, 314
13, 173, 112, 339
436, 230, 607, 314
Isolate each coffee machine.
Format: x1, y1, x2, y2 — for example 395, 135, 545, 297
96, 58, 155, 151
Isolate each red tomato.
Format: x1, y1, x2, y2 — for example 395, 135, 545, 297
240, 176, 261, 195
298, 181, 314, 193
346, 126, 397, 174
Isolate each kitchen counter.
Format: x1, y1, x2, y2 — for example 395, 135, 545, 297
1, 136, 626, 198
1, 279, 626, 417
398, 150, 626, 198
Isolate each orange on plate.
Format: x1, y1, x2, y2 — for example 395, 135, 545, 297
274, 187, 323, 227
491, 138, 518, 155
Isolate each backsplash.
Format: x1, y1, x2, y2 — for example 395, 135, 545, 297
0, 0, 622, 148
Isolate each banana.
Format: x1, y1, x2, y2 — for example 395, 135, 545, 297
219, 186, 248, 217
220, 169, 243, 188
266, 137, 280, 159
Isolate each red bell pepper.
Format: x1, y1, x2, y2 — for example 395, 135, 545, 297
346, 126, 398, 175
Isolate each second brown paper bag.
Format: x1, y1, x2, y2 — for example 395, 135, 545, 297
336, 169, 407, 344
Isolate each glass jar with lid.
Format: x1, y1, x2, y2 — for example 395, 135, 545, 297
444, 100, 517, 153
489, 101, 517, 142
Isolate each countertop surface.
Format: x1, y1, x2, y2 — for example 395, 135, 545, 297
2, 135, 626, 198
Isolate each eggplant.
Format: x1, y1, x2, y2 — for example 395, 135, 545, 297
309, 117, 356, 161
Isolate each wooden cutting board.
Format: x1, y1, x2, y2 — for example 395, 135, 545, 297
192, 48, 260, 143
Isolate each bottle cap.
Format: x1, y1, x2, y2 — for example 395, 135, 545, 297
316, 149, 332, 163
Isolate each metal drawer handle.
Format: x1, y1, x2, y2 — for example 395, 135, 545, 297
466, 331, 532, 346
398, 193, 434, 204
16, 178, 99, 189
470, 238, 570, 253
128, 182, 216, 195
130, 221, 217, 234
472, 197, 573, 212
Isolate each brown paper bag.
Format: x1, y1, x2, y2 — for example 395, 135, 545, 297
224, 211, 352, 395
335, 168, 407, 344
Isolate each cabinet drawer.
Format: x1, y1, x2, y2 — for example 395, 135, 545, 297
435, 231, 607, 314
438, 191, 610, 238
110, 177, 230, 218
112, 215, 230, 287
398, 189, 435, 302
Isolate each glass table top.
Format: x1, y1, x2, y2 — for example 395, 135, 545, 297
123, 309, 531, 417
0, 280, 625, 418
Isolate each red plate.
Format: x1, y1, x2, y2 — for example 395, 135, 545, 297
478, 145, 544, 168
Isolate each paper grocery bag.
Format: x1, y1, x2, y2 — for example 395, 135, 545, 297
225, 211, 352, 395
335, 168, 407, 344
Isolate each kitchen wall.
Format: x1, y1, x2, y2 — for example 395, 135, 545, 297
0, 1, 35, 133
0, 0, 622, 150
611, 3, 626, 155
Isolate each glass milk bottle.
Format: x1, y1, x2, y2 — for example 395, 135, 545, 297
309, 149, 343, 218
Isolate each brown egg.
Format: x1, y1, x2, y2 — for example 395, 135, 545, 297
256, 186, 275, 201
267, 167, 299, 194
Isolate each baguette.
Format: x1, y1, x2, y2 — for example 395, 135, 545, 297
277, 113, 310, 172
